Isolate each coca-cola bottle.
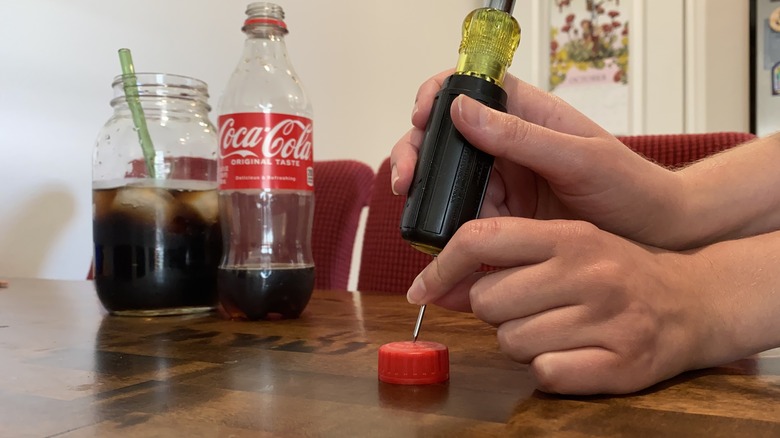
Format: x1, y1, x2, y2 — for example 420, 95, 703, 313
217, 2, 315, 320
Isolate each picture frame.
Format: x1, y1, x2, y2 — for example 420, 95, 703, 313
750, 0, 780, 136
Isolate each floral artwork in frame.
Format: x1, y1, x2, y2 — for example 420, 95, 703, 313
549, 0, 631, 134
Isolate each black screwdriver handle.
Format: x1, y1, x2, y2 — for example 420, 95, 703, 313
400, 74, 507, 255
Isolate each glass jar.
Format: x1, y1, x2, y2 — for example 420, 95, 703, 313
92, 73, 221, 316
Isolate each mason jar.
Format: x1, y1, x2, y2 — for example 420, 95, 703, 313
92, 73, 221, 316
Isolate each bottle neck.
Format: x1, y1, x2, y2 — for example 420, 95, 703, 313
242, 25, 290, 60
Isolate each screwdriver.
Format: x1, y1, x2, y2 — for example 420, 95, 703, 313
404, 0, 521, 341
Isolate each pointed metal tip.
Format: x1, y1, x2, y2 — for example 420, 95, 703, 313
412, 304, 427, 342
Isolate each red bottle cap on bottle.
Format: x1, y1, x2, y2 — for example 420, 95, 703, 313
378, 341, 449, 385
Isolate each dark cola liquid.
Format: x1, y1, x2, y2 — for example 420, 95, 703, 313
218, 265, 315, 320
92, 184, 222, 315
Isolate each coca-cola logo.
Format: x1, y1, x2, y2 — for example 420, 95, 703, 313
219, 114, 313, 161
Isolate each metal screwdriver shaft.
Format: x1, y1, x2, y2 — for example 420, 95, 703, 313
412, 304, 426, 342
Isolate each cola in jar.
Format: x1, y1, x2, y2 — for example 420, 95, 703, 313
217, 2, 315, 320
92, 73, 221, 316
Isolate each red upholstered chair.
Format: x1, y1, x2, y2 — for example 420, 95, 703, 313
357, 157, 434, 294
617, 132, 756, 168
88, 159, 375, 291
357, 132, 756, 294
311, 160, 374, 290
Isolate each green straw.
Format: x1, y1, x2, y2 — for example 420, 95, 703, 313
118, 48, 157, 178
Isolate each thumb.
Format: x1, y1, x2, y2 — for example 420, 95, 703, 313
450, 95, 610, 183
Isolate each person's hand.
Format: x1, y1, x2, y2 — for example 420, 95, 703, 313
406, 216, 717, 395
391, 71, 687, 249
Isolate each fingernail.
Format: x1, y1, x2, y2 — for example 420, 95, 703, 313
407, 273, 426, 304
391, 164, 400, 195
411, 102, 419, 121
456, 95, 487, 129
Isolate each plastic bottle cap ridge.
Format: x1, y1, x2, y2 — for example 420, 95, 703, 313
378, 341, 449, 385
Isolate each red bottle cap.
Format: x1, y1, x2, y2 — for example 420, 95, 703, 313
378, 341, 449, 385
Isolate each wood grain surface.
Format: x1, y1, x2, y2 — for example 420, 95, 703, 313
0, 278, 778, 437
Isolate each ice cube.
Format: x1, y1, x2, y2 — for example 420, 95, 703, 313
177, 189, 219, 224
92, 188, 117, 221
111, 185, 176, 224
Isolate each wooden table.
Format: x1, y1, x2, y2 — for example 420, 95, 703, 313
1, 278, 778, 437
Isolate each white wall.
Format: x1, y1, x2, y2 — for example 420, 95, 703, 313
0, 0, 752, 283
685, 0, 750, 133
640, 0, 686, 134
0, 0, 478, 281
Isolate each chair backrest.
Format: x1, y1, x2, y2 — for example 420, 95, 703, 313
617, 132, 756, 168
358, 157, 434, 294
88, 159, 375, 291
357, 131, 756, 294
311, 159, 374, 290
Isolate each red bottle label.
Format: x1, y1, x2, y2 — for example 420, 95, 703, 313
218, 113, 314, 191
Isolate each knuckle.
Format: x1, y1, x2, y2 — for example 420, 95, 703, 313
468, 283, 487, 319
496, 325, 531, 363
427, 256, 447, 288
469, 282, 494, 323
584, 258, 627, 289
529, 354, 576, 394
566, 219, 601, 240
571, 258, 631, 314
539, 94, 566, 127
504, 113, 534, 145
616, 306, 657, 358
457, 217, 503, 247
551, 220, 602, 253
451, 217, 507, 259
530, 358, 558, 392
470, 272, 505, 325
417, 76, 443, 103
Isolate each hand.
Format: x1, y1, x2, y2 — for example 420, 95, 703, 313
406, 217, 712, 394
391, 71, 686, 249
